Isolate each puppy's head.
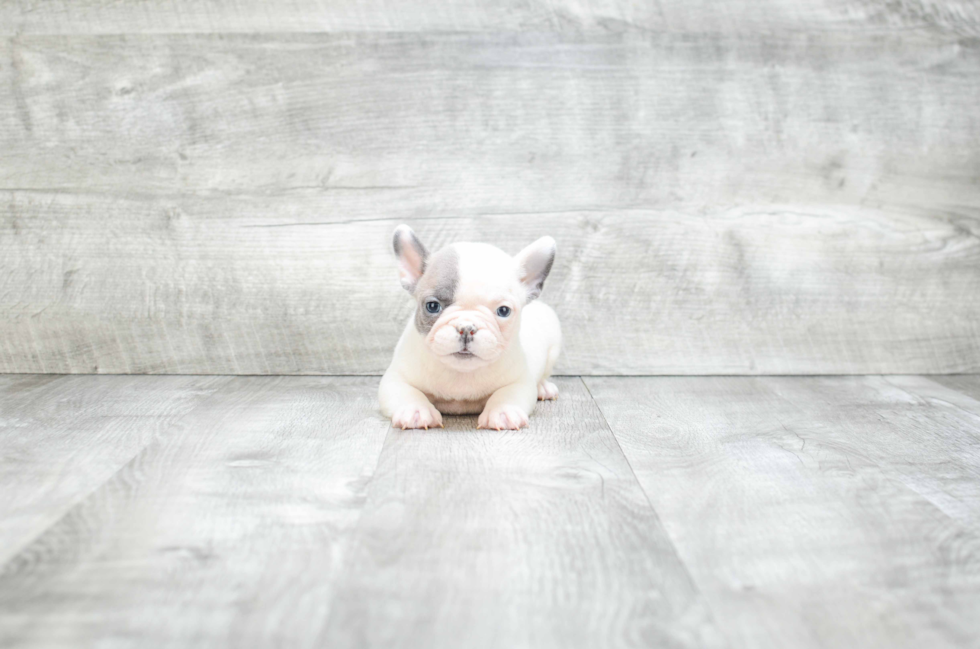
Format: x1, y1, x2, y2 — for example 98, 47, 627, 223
392, 225, 555, 372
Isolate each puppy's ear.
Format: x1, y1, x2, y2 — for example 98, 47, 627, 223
392, 225, 428, 293
515, 236, 556, 302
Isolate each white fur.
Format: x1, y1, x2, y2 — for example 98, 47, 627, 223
380, 237, 561, 430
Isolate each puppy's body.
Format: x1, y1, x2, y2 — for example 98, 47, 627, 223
379, 233, 561, 430
383, 300, 560, 415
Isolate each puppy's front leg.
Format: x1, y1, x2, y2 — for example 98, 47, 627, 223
379, 371, 443, 430
478, 381, 537, 430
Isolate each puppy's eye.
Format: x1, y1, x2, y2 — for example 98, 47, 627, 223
496, 306, 511, 318
425, 300, 442, 314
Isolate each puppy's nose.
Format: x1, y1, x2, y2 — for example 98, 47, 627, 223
456, 323, 478, 337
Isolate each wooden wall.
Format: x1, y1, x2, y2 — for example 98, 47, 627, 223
1, 2, 979, 375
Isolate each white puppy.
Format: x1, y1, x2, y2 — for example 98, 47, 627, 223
379, 225, 562, 430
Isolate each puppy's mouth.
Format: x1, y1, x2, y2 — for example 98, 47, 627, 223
452, 350, 475, 358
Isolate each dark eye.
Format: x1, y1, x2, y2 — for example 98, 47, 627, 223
496, 306, 511, 318
425, 300, 441, 314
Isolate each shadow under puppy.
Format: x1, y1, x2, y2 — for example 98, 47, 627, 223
379, 225, 562, 430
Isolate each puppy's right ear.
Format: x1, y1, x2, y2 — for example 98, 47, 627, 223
392, 225, 428, 293
515, 235, 556, 302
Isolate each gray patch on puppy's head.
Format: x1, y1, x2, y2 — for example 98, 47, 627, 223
413, 245, 459, 335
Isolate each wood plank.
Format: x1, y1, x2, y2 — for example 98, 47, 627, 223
797, 375, 980, 534
4, 33, 979, 204
932, 375, 980, 402
2, 198, 978, 375
585, 375, 980, 649
0, 374, 227, 566
0, 376, 390, 648
2, 32, 979, 374
318, 378, 724, 648
1, 0, 977, 35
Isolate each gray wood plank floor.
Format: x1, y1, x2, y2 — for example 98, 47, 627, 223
2, 374, 980, 648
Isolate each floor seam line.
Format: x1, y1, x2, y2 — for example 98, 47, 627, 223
579, 376, 737, 648
313, 405, 395, 643
0, 375, 234, 574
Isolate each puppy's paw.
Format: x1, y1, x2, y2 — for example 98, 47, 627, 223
537, 381, 559, 401
391, 403, 443, 430
478, 404, 529, 430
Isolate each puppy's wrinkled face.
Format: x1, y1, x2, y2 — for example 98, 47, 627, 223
415, 243, 523, 371
393, 226, 555, 373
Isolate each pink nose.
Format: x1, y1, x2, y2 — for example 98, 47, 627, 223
456, 323, 478, 337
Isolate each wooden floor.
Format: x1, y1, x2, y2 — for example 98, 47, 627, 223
0, 375, 978, 647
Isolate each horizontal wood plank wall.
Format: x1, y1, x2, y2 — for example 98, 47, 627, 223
2, 1, 978, 34
1, 30, 979, 374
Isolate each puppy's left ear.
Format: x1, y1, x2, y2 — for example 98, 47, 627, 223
392, 225, 428, 293
515, 236, 556, 302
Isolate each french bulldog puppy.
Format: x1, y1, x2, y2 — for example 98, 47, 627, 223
379, 225, 562, 430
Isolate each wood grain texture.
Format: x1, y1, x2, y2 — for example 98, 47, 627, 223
585, 375, 980, 649
319, 378, 724, 648
0, 373, 226, 566
2, 199, 978, 375
4, 33, 979, 203
1, 0, 978, 35
772, 375, 980, 536
2, 374, 980, 647
2, 30, 979, 375
0, 376, 390, 648
932, 375, 980, 402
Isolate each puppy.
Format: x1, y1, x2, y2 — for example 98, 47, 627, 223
379, 225, 562, 430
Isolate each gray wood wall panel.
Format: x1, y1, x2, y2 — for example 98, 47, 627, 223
2, 0, 978, 35
585, 375, 980, 649
0, 376, 390, 648
3, 200, 977, 375
2, 31, 979, 374
319, 378, 725, 648
4, 33, 979, 203
0, 374, 226, 566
